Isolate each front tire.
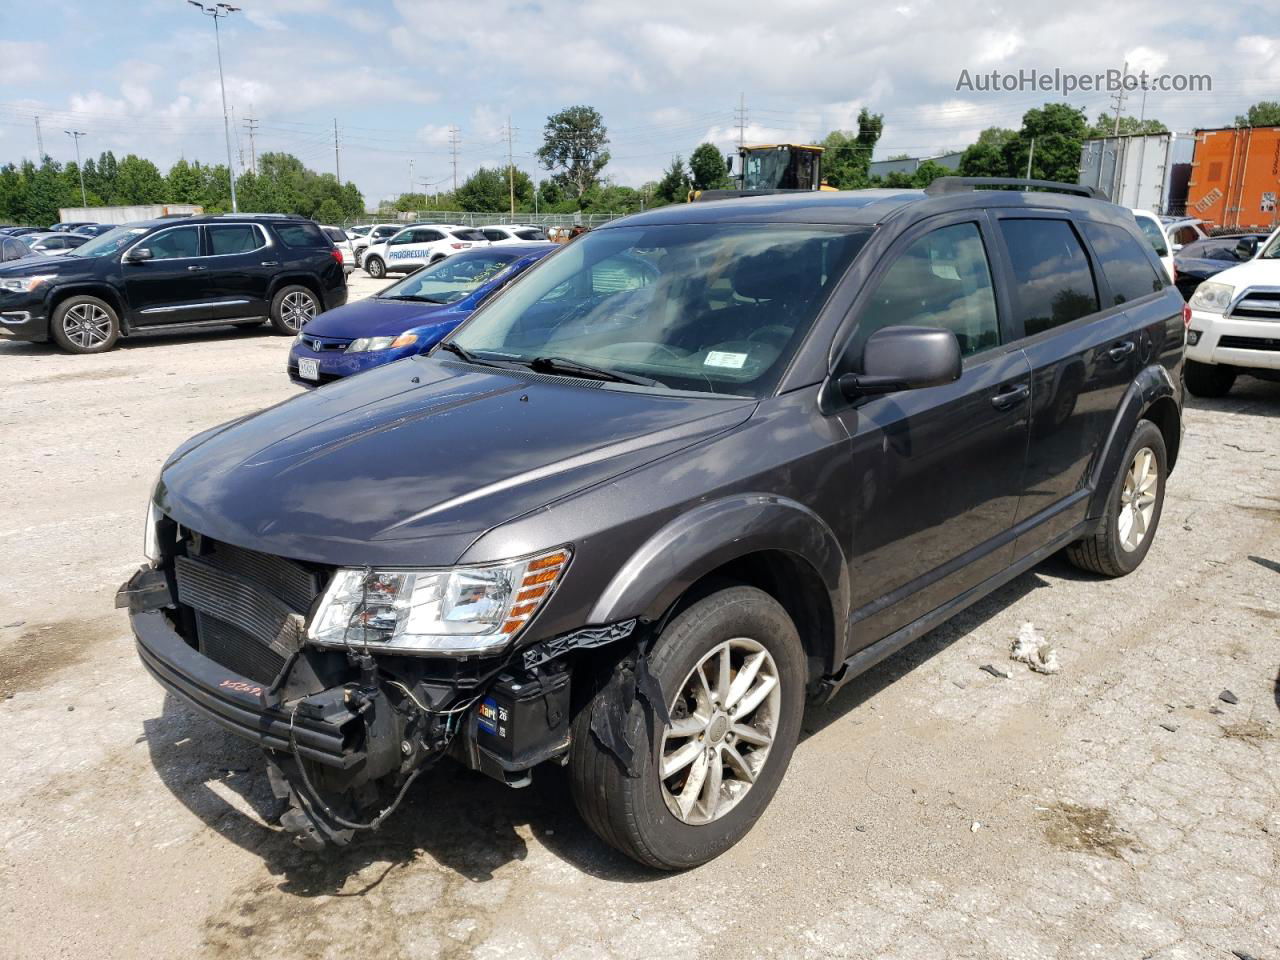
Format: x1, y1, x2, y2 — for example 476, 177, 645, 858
1067, 419, 1167, 577
50, 295, 120, 354
569, 586, 806, 870
1185, 360, 1236, 398
365, 256, 386, 279
270, 285, 318, 335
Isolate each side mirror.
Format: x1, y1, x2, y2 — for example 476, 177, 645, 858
126, 247, 153, 262
1170, 243, 1183, 253
837, 326, 962, 400
725, 155, 734, 174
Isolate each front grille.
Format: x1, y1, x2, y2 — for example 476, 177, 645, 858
1229, 290, 1280, 320
1219, 334, 1280, 352
172, 536, 326, 684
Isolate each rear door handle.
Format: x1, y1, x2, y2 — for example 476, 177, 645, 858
260, 260, 279, 266
991, 383, 1030, 410
186, 265, 206, 271
1108, 340, 1136, 362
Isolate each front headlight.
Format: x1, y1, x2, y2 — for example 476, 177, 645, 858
0, 275, 56, 294
308, 547, 570, 655
142, 499, 160, 563
346, 333, 417, 353
1189, 281, 1235, 313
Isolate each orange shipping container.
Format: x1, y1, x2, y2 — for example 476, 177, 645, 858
1186, 126, 1280, 230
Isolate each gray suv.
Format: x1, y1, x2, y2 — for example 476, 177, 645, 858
121, 179, 1185, 868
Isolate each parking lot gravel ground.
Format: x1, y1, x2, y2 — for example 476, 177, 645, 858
1, 271, 1277, 959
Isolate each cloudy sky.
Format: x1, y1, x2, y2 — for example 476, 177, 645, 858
0, 0, 1274, 208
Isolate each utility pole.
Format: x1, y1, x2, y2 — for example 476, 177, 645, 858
188, 2, 241, 212
409, 159, 415, 199
64, 130, 87, 205
448, 126, 461, 194
1025, 137, 1035, 180
243, 116, 258, 175
505, 115, 516, 217
34, 115, 44, 161
333, 118, 341, 184
1110, 60, 1129, 137
735, 93, 747, 150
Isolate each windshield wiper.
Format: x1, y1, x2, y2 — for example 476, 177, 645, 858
383, 294, 448, 303
525, 355, 659, 387
434, 341, 515, 369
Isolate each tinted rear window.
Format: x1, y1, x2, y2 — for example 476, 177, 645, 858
208, 224, 263, 255
515, 228, 547, 240
452, 228, 487, 242
998, 219, 1099, 336
1080, 222, 1165, 304
322, 227, 347, 243
273, 222, 329, 247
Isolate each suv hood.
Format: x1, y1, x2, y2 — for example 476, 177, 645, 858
0, 253, 91, 276
158, 356, 754, 567
1203, 257, 1280, 290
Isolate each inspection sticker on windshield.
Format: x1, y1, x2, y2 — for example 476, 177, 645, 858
704, 350, 748, 369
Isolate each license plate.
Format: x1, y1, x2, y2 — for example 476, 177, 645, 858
299, 358, 319, 381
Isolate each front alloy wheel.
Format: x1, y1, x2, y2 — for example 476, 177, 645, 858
659, 637, 780, 825
50, 294, 121, 354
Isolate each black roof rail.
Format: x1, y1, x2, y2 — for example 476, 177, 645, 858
925, 177, 1106, 200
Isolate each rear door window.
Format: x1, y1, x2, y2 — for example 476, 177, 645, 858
207, 224, 264, 255
482, 229, 506, 242
515, 228, 547, 240
1080, 222, 1165, 304
998, 219, 1099, 336
273, 222, 328, 248
857, 221, 1001, 359
452, 228, 487, 242
1135, 216, 1169, 257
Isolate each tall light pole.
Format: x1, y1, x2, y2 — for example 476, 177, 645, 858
64, 130, 87, 206
188, 2, 241, 212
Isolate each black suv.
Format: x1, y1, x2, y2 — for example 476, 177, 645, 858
0, 214, 347, 353
121, 180, 1184, 868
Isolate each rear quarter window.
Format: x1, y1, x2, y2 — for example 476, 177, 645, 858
1080, 222, 1166, 304
273, 222, 329, 248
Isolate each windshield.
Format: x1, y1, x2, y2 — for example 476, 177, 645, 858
742, 150, 791, 191
448, 222, 872, 397
1258, 230, 1280, 260
380, 251, 519, 303
68, 225, 150, 258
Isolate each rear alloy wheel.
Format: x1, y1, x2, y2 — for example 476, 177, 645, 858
365, 256, 386, 279
50, 295, 120, 354
569, 585, 805, 870
270, 285, 318, 335
1067, 419, 1167, 577
1184, 360, 1236, 398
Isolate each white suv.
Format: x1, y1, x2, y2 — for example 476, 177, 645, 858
362, 225, 490, 278
480, 224, 550, 244
1184, 226, 1280, 397
349, 223, 408, 267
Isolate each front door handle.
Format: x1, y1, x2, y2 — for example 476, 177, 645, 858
1108, 340, 1136, 362
991, 383, 1030, 410
261, 260, 279, 266
186, 265, 206, 271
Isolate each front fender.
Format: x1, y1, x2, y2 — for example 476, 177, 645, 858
587, 493, 849, 638
1086, 362, 1181, 520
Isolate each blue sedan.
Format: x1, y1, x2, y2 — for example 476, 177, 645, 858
288, 243, 554, 386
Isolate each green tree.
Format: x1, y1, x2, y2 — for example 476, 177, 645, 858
652, 156, 691, 205
1003, 103, 1087, 183
581, 182, 645, 214
165, 158, 204, 203
536, 105, 610, 207
0, 163, 23, 222
958, 127, 1016, 177
911, 159, 952, 188
114, 155, 166, 204
454, 165, 535, 212
25, 158, 69, 225
1085, 112, 1168, 138
689, 142, 729, 190
1235, 101, 1280, 127
822, 108, 883, 189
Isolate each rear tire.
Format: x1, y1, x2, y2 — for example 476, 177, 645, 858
569, 586, 805, 870
50, 295, 120, 354
365, 256, 386, 279
270, 285, 318, 335
1184, 360, 1236, 398
1067, 419, 1166, 577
